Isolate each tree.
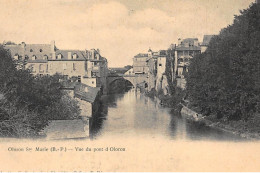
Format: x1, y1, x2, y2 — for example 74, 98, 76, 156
186, 3, 260, 121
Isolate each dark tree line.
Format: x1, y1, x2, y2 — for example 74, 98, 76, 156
186, 3, 260, 121
0, 46, 80, 137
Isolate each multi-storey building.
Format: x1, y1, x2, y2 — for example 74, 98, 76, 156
134, 48, 173, 94
3, 41, 108, 93
133, 52, 149, 74
175, 38, 201, 77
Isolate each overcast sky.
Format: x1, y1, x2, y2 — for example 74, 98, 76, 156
0, 0, 255, 67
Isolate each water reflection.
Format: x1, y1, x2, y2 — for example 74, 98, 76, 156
91, 89, 245, 141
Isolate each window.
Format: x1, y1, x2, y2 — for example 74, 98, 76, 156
32, 55, 37, 60
29, 64, 35, 73
44, 55, 48, 60
30, 49, 33, 52
24, 55, 29, 61
39, 49, 42, 52
58, 54, 62, 59
73, 54, 78, 59
92, 81, 94, 84
39, 64, 44, 72
78, 76, 81, 83
91, 72, 97, 77
63, 63, 67, 70
159, 64, 162, 66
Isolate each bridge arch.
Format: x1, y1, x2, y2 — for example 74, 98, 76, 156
107, 76, 136, 88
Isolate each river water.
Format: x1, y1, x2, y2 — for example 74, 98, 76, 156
91, 89, 244, 141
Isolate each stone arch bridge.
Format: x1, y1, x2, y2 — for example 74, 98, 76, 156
107, 74, 148, 89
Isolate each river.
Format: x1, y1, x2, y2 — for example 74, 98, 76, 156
90, 89, 244, 141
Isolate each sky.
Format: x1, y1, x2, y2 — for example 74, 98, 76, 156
0, 0, 255, 67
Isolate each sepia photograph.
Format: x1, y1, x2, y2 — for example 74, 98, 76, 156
0, 0, 260, 172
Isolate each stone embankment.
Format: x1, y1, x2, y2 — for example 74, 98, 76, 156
180, 105, 260, 140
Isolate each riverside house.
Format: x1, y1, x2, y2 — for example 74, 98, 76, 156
3, 41, 108, 94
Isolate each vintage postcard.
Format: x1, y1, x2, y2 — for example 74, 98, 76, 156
0, 0, 260, 172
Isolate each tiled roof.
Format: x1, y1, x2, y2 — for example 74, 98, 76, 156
60, 81, 79, 89
4, 44, 52, 60
134, 53, 148, 58
54, 50, 86, 60
4, 45, 24, 56
201, 35, 215, 46
182, 38, 198, 42
176, 46, 201, 51
27, 59, 48, 63
74, 83, 100, 103
24, 44, 52, 59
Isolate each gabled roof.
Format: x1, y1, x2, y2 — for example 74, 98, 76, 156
74, 83, 100, 103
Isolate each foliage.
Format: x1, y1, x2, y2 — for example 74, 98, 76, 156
186, 3, 260, 121
165, 48, 175, 95
0, 45, 81, 137
45, 93, 81, 120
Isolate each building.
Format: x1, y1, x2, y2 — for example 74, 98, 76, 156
133, 52, 149, 74
134, 48, 173, 95
84, 49, 108, 93
3, 41, 108, 94
124, 68, 134, 76
200, 35, 215, 53
175, 38, 201, 78
59, 81, 101, 138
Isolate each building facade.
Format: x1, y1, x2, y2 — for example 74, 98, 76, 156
133, 52, 149, 74
175, 38, 201, 78
4, 41, 108, 93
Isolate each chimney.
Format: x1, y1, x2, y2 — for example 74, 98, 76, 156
178, 38, 182, 45
194, 38, 199, 46
21, 42, 26, 48
68, 52, 72, 59
51, 40, 55, 52
91, 49, 95, 59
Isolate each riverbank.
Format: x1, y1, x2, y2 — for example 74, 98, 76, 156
181, 104, 260, 140
145, 88, 260, 140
